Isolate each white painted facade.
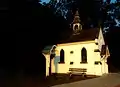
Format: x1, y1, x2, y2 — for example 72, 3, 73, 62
52, 41, 108, 76
42, 28, 110, 76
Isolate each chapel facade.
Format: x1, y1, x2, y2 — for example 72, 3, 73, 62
42, 10, 110, 76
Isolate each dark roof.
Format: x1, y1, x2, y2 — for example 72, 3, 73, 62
42, 45, 53, 54
58, 28, 100, 44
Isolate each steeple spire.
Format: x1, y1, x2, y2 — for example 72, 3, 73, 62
75, 10, 79, 16
73, 10, 81, 23
72, 9, 82, 35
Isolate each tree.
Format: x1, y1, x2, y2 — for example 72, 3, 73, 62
47, 0, 75, 20
102, 0, 120, 33
47, 0, 103, 29
103, 0, 120, 71
14, 0, 68, 78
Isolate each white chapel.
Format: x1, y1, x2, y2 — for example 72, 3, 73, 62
42, 10, 110, 77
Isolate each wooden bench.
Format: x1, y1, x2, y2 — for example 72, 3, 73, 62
68, 68, 87, 77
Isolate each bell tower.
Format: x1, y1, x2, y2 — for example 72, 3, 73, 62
72, 10, 82, 35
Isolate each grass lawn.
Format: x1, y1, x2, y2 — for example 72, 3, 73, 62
1, 74, 99, 87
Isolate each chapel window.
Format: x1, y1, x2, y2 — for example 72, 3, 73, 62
59, 49, 65, 63
81, 47, 87, 63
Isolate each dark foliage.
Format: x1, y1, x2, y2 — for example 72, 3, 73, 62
105, 27, 120, 70
4, 0, 120, 80
10, 0, 69, 78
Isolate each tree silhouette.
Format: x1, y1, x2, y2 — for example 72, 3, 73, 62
102, 0, 120, 33
14, 0, 68, 78
47, 0, 103, 29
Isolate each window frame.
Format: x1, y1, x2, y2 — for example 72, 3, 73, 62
80, 47, 88, 64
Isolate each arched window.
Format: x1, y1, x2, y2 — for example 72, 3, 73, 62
74, 25, 78, 30
59, 49, 65, 63
81, 47, 87, 63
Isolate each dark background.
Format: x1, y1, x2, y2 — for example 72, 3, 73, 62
1, 0, 120, 85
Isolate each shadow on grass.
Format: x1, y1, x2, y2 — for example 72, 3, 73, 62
1, 74, 100, 87
45, 73, 100, 86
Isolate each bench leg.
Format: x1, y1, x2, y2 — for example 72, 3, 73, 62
82, 73, 86, 77
68, 73, 73, 79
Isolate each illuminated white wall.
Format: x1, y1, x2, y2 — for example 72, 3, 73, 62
43, 28, 109, 76
51, 40, 109, 76
42, 54, 50, 76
